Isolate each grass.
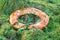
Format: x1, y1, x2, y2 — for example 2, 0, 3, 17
0, 0, 60, 40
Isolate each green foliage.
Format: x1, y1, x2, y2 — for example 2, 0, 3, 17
18, 14, 40, 27
0, 36, 7, 40
0, 0, 60, 40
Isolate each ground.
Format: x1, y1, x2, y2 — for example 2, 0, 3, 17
0, 0, 60, 40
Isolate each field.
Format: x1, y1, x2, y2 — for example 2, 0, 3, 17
0, 0, 60, 40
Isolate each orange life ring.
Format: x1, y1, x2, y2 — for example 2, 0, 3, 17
10, 7, 49, 29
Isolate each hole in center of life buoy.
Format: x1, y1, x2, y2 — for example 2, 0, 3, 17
18, 13, 41, 28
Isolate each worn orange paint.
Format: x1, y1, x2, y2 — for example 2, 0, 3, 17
10, 7, 49, 29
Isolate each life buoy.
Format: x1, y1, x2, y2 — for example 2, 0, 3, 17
10, 7, 49, 29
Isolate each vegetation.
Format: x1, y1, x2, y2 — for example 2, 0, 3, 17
0, 0, 60, 40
